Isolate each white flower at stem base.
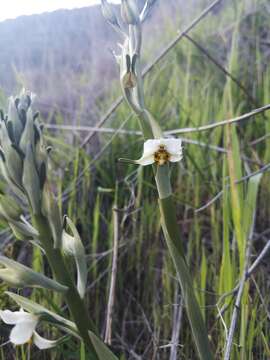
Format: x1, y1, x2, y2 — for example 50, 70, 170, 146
136, 139, 183, 166
0, 309, 58, 349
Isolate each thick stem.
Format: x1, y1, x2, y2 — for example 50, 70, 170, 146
33, 214, 98, 359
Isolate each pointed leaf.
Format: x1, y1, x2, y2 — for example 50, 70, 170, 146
89, 331, 119, 360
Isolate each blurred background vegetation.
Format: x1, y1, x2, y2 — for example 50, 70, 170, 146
0, 0, 270, 358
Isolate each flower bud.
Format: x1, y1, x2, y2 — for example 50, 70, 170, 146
42, 183, 62, 248
22, 143, 42, 215
8, 216, 39, 241
19, 110, 35, 155
0, 256, 68, 292
101, 0, 119, 27
0, 121, 23, 189
8, 97, 24, 145
0, 194, 22, 222
62, 216, 87, 298
0, 150, 26, 201
121, 0, 140, 25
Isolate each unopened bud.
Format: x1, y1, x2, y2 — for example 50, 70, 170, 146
8, 97, 24, 145
62, 216, 87, 298
9, 216, 39, 241
0, 256, 68, 292
19, 111, 35, 155
22, 144, 41, 215
101, 0, 119, 27
42, 183, 62, 248
0, 194, 22, 222
0, 122, 23, 189
121, 0, 140, 25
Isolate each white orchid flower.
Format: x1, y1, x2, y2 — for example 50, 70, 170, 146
0, 309, 58, 349
136, 139, 183, 166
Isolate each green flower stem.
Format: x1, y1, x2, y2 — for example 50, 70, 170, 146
33, 214, 98, 359
140, 110, 213, 359
123, 24, 214, 359
155, 164, 172, 199
159, 196, 213, 359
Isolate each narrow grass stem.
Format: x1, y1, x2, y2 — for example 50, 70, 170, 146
104, 185, 119, 345
168, 104, 270, 135
33, 214, 98, 358
169, 291, 183, 360
183, 33, 258, 107
224, 211, 256, 359
216, 239, 270, 321
196, 162, 270, 212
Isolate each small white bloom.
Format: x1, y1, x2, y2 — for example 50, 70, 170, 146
0, 309, 58, 349
136, 139, 183, 166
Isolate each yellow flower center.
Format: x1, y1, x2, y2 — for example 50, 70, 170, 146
154, 145, 170, 165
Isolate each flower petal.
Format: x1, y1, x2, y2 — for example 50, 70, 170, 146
162, 139, 182, 155
170, 154, 183, 162
135, 155, 155, 166
142, 139, 160, 157
135, 139, 161, 166
33, 331, 58, 350
10, 319, 38, 345
0, 309, 35, 325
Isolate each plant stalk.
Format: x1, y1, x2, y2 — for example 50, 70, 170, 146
33, 214, 98, 359
159, 196, 213, 359
123, 19, 213, 360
